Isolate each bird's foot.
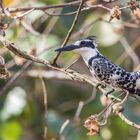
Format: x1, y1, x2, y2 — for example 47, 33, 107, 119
105, 89, 115, 97
96, 83, 106, 90
112, 91, 129, 113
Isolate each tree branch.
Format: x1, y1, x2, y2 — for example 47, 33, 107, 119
52, 0, 85, 65
116, 111, 140, 130
7, 1, 80, 13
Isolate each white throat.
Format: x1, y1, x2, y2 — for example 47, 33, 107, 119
74, 48, 99, 65
81, 48, 99, 62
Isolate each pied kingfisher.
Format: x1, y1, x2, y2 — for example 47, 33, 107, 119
55, 36, 140, 96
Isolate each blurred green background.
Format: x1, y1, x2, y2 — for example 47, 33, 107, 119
0, 0, 140, 140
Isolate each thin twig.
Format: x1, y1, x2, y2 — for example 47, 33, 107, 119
74, 101, 84, 121
52, 0, 85, 65
0, 61, 31, 96
84, 87, 97, 105
116, 36, 140, 65
119, 37, 139, 67
13, 8, 34, 19
40, 77, 48, 140
0, 0, 5, 14
124, 22, 140, 28
116, 111, 140, 129
71, 17, 102, 39
21, 20, 40, 36
44, 10, 78, 16
44, 9, 62, 35
119, 5, 130, 10
74, 87, 97, 121
7, 1, 80, 13
44, 4, 111, 17
64, 57, 80, 70
87, 4, 111, 11
59, 119, 70, 135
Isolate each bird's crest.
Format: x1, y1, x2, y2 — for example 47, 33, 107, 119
86, 36, 99, 44
86, 36, 96, 41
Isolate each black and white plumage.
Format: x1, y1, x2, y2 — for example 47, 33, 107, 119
55, 36, 140, 96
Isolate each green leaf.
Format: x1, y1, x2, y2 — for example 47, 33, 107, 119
0, 121, 22, 140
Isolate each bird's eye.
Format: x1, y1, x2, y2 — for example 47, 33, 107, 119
80, 41, 86, 46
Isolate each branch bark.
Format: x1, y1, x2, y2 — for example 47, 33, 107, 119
8, 1, 80, 13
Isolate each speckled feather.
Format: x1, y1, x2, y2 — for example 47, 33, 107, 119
88, 55, 140, 96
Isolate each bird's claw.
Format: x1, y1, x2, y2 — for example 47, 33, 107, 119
105, 89, 115, 97
96, 83, 106, 90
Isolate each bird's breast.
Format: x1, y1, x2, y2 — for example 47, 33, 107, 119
136, 78, 140, 89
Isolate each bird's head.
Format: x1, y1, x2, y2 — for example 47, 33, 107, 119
55, 36, 98, 56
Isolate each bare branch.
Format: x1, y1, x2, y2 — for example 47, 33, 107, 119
120, 37, 139, 67
74, 101, 84, 121
40, 77, 48, 139
0, 61, 31, 96
13, 9, 34, 19
59, 119, 70, 135
7, 1, 81, 13
116, 111, 140, 130
116, 36, 140, 65
52, 0, 85, 65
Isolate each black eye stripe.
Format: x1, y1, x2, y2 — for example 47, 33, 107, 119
74, 41, 95, 50
80, 41, 95, 48
80, 41, 86, 45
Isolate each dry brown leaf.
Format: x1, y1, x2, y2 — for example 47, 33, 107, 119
0, 56, 9, 79
128, 0, 139, 13
109, 6, 121, 22
84, 115, 100, 136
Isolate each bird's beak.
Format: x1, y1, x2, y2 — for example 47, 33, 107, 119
55, 44, 76, 52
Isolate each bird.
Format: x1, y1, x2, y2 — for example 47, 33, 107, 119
55, 36, 140, 96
